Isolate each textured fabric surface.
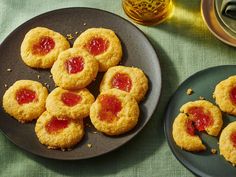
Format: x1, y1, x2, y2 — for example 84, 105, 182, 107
0, 0, 236, 176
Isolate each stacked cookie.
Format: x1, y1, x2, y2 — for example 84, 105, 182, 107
2, 27, 149, 150
172, 75, 236, 166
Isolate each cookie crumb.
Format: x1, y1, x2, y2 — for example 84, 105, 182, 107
83, 22, 87, 26
46, 84, 50, 88
87, 143, 92, 148
49, 75, 53, 78
233, 163, 236, 167
66, 34, 74, 40
186, 88, 193, 95
37, 75, 41, 79
199, 96, 205, 100
75, 31, 79, 35
211, 148, 217, 154
86, 123, 91, 128
92, 131, 98, 134
4, 84, 8, 88
6, 68, 12, 72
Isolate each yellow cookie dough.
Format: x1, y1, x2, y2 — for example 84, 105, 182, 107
35, 111, 84, 150
90, 89, 139, 136
51, 48, 99, 89
46, 87, 94, 119
73, 28, 122, 72
180, 100, 223, 136
213, 75, 236, 116
100, 66, 148, 102
219, 121, 236, 166
172, 113, 206, 151
21, 27, 70, 68
2, 80, 48, 123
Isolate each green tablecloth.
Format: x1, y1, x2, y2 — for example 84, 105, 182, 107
1, 0, 235, 176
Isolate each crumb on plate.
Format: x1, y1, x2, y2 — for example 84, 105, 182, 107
186, 88, 193, 95
211, 148, 217, 154
66, 34, 74, 40
199, 96, 205, 100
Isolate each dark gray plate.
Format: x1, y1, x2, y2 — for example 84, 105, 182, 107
0, 8, 161, 160
164, 65, 236, 177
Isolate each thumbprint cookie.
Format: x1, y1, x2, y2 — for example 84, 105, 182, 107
219, 121, 236, 166
213, 75, 236, 116
2, 80, 48, 123
172, 113, 206, 151
90, 89, 139, 136
73, 28, 122, 72
51, 48, 98, 89
99, 66, 148, 102
46, 87, 94, 119
180, 100, 223, 136
35, 111, 84, 150
21, 27, 70, 68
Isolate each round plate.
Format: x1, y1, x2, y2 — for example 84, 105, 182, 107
0, 7, 161, 160
201, 0, 236, 47
164, 65, 236, 177
215, 0, 236, 34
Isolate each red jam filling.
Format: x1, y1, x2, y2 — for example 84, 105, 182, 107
188, 106, 213, 131
61, 92, 82, 106
86, 37, 109, 56
16, 88, 36, 105
45, 117, 69, 134
111, 73, 132, 92
230, 86, 236, 105
32, 36, 55, 55
230, 131, 236, 147
186, 119, 195, 136
65, 57, 84, 74
98, 95, 122, 122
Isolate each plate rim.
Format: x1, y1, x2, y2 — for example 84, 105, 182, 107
214, 0, 236, 35
201, 0, 236, 47
0, 7, 162, 160
164, 64, 236, 177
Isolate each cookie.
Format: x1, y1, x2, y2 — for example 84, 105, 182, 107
51, 48, 98, 89
73, 28, 122, 72
172, 113, 206, 151
46, 87, 94, 119
21, 27, 70, 68
100, 66, 148, 102
2, 80, 48, 123
213, 75, 236, 116
180, 100, 223, 136
35, 111, 84, 150
219, 121, 236, 165
90, 89, 139, 136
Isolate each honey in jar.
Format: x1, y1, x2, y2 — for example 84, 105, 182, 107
122, 0, 173, 25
